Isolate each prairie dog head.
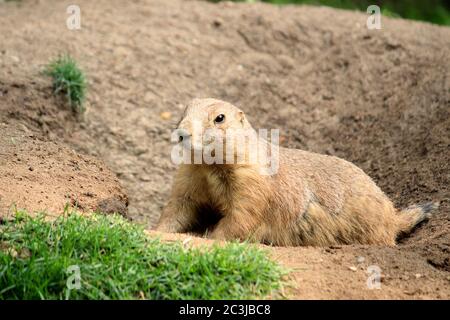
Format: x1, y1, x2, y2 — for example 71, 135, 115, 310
171, 98, 279, 174
176, 98, 252, 151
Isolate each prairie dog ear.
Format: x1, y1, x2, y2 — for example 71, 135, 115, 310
237, 111, 245, 126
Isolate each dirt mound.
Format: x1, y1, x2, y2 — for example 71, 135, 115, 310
0, 73, 82, 134
0, 0, 449, 298
151, 230, 450, 299
0, 122, 128, 218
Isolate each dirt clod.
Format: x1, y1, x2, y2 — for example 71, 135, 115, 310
95, 198, 129, 216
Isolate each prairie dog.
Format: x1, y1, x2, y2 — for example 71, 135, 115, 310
156, 98, 438, 246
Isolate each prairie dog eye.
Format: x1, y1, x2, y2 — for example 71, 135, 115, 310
214, 114, 225, 123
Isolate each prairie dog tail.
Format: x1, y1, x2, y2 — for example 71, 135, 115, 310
397, 202, 439, 235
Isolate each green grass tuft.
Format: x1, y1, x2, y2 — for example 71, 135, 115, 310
0, 211, 284, 300
44, 55, 87, 113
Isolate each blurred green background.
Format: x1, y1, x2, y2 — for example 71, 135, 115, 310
212, 0, 450, 26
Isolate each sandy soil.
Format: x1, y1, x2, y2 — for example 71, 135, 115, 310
0, 122, 128, 218
0, 0, 449, 299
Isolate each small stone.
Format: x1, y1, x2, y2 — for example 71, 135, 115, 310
95, 198, 128, 216
349, 266, 357, 272
356, 256, 365, 263
139, 174, 152, 182
415, 273, 422, 279
28, 166, 34, 171
212, 18, 222, 27
160, 112, 172, 120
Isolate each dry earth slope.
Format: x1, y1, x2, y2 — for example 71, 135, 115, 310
0, 0, 449, 299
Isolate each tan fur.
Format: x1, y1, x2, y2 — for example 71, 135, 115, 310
156, 98, 438, 246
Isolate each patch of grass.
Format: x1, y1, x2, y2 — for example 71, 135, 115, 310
44, 55, 87, 113
0, 211, 284, 300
